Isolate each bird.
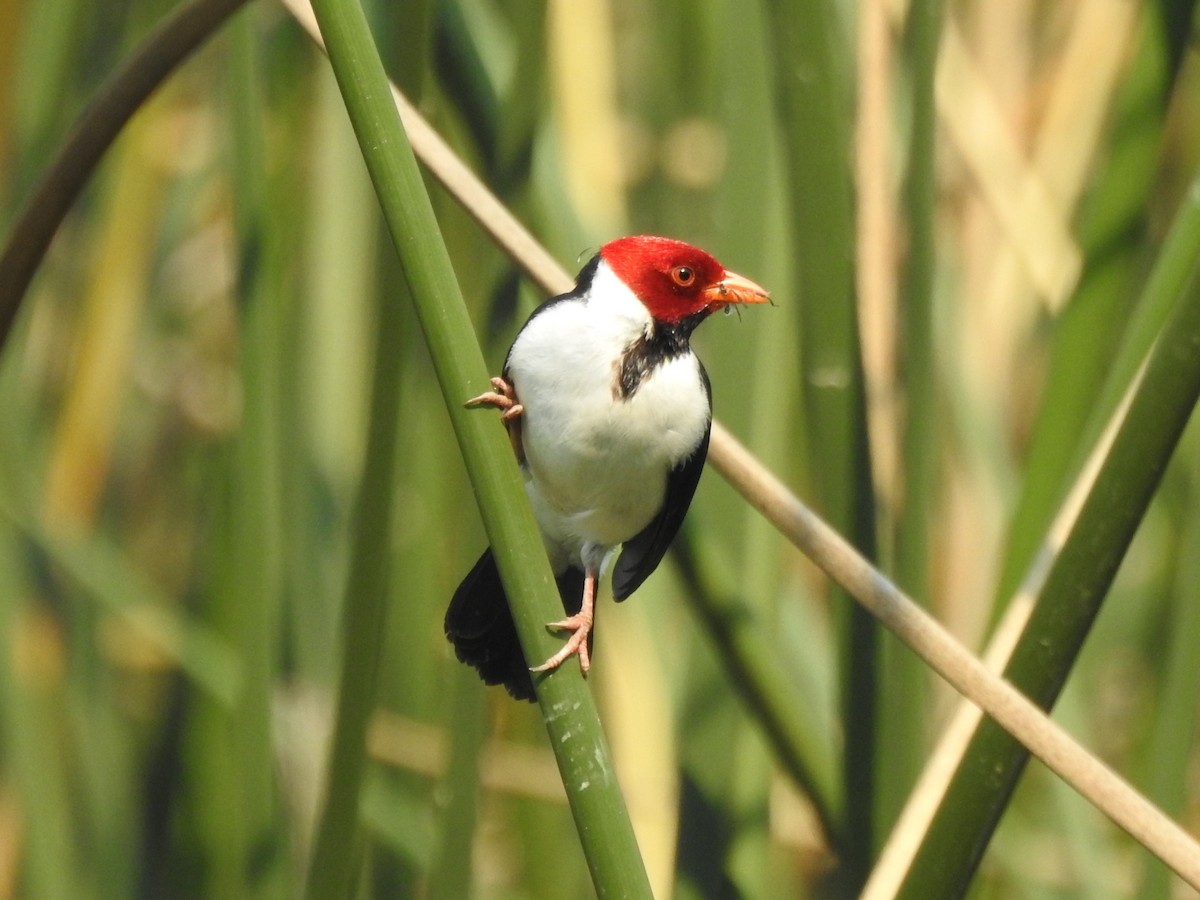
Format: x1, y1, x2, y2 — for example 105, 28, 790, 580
445, 235, 769, 700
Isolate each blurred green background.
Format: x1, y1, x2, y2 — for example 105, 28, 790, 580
1, 0, 1199, 896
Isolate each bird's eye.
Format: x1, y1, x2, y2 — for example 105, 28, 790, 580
671, 266, 696, 287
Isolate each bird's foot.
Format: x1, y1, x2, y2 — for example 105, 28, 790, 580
530, 608, 594, 676
467, 376, 525, 461
466, 376, 524, 423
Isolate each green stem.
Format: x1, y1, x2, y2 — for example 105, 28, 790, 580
765, 0, 877, 883
302, 269, 405, 897
300, 0, 651, 897
883, 0, 943, 830
0, 525, 81, 900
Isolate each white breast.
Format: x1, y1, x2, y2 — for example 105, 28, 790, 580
506, 263, 710, 572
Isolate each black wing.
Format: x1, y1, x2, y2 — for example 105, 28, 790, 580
610, 369, 713, 601
445, 549, 535, 699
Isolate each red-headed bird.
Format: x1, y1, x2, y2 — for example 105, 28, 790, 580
446, 236, 769, 700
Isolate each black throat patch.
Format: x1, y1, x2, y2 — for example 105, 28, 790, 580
614, 312, 708, 400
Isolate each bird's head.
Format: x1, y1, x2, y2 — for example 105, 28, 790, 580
599, 235, 770, 325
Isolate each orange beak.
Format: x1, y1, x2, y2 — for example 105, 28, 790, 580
703, 270, 771, 308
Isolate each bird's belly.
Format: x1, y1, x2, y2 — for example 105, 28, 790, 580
516, 353, 709, 557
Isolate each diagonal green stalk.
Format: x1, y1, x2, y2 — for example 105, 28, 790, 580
300, 0, 650, 897
896, 163, 1200, 896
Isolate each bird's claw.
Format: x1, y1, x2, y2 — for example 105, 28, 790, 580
466, 377, 523, 421
529, 612, 593, 676
467, 376, 525, 460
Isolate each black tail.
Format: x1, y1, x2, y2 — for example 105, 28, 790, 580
445, 549, 585, 701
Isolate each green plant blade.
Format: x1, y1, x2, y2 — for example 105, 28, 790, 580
765, 0, 877, 884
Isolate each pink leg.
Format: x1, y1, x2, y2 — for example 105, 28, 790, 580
530, 567, 596, 676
